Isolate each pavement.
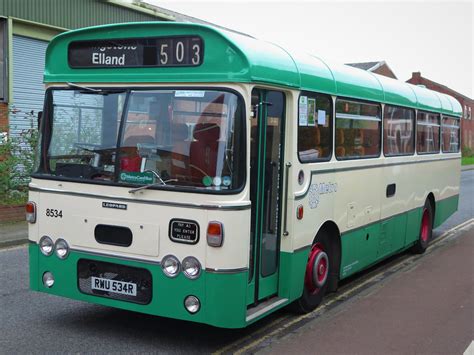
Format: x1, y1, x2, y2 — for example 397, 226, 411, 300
0, 220, 27, 247
261, 225, 474, 354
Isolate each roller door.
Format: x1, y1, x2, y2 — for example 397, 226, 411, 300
9, 35, 48, 138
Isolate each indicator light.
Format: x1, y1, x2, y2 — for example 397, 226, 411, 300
25, 201, 36, 223
297, 205, 304, 220
207, 221, 224, 247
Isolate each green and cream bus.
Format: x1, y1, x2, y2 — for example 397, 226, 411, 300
27, 22, 461, 328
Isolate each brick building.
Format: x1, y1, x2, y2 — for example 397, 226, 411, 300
346, 61, 398, 79
407, 72, 473, 150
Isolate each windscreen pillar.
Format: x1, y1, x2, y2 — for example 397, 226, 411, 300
102, 94, 119, 147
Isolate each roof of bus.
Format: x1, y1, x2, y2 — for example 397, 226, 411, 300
45, 21, 462, 117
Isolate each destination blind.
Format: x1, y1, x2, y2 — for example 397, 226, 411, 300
68, 36, 203, 68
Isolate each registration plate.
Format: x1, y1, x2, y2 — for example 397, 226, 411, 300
91, 277, 137, 296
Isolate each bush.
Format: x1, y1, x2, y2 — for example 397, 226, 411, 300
0, 125, 38, 205
462, 146, 473, 157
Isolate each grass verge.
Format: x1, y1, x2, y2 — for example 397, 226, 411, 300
462, 156, 474, 166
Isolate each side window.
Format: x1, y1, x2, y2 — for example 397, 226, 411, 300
416, 111, 440, 154
297, 93, 332, 162
383, 105, 415, 156
335, 99, 381, 159
441, 116, 460, 153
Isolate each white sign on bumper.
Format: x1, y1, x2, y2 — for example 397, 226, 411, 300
91, 276, 137, 296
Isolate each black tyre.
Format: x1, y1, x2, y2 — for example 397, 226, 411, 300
291, 230, 332, 313
412, 200, 433, 254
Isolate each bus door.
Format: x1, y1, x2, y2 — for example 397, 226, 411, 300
248, 89, 285, 304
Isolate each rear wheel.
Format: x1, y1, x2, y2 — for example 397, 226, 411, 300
292, 230, 331, 313
412, 200, 433, 254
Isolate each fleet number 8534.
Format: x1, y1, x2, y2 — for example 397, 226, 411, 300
45, 208, 63, 218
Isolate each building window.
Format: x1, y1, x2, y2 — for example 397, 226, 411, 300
335, 99, 381, 159
441, 116, 460, 153
416, 111, 440, 154
383, 105, 415, 156
297, 92, 332, 162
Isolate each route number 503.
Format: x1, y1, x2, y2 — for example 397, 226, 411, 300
158, 39, 202, 66
46, 208, 63, 218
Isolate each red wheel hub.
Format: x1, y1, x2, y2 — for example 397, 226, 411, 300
305, 243, 329, 294
421, 208, 430, 242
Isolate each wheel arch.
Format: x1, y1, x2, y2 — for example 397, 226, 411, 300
313, 220, 341, 292
426, 192, 436, 227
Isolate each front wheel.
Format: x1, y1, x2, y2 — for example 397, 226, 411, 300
291, 231, 331, 313
412, 200, 433, 254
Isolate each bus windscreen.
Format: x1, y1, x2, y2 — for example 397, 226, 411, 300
34, 88, 245, 193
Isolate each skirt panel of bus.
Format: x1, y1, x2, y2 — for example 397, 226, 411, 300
29, 243, 249, 328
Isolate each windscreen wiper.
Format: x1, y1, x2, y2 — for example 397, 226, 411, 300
67, 82, 126, 94
74, 144, 116, 153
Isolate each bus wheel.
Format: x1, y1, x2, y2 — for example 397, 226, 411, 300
412, 201, 433, 254
292, 231, 331, 313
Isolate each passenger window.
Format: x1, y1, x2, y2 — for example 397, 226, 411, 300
417, 112, 440, 154
335, 99, 381, 159
297, 93, 332, 162
383, 105, 415, 156
441, 116, 460, 153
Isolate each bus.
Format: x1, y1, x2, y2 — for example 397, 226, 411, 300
27, 22, 462, 328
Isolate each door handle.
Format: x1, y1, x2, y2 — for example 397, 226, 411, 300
282, 162, 292, 236
386, 183, 396, 198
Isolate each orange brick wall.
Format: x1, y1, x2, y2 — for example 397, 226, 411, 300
0, 205, 24, 223
0, 102, 8, 130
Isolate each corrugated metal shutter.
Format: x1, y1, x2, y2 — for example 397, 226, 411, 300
9, 35, 47, 138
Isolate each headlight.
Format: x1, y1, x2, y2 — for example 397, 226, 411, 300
161, 255, 180, 278
182, 256, 201, 279
184, 295, 200, 314
39, 236, 54, 256
42, 272, 55, 288
54, 239, 69, 259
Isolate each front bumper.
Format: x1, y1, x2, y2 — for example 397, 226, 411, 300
29, 243, 248, 328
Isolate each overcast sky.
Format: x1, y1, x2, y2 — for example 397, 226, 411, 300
148, 0, 473, 98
